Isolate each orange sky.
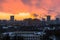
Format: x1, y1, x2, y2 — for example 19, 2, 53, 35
0, 0, 60, 20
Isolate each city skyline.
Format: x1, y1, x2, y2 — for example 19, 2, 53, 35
0, 15, 60, 21
0, 0, 60, 40
0, 13, 60, 21
0, 12, 35, 20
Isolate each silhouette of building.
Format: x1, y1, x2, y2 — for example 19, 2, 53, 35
10, 16, 14, 21
47, 15, 51, 21
42, 18, 45, 21
55, 18, 60, 24
55, 18, 59, 21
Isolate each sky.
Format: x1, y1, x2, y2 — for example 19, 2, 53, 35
0, 0, 60, 20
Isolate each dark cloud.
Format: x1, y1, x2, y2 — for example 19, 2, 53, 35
21, 0, 31, 4
0, 0, 4, 2
0, 0, 7, 3
35, 2, 41, 8
21, 0, 41, 7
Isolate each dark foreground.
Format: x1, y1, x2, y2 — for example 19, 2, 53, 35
0, 29, 60, 40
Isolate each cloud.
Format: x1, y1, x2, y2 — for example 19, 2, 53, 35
21, 0, 42, 7
0, 6, 3, 11
0, 0, 7, 3
0, 0, 60, 19
21, 0, 31, 5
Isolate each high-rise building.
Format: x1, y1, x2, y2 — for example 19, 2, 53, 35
10, 16, 14, 21
56, 18, 59, 21
47, 15, 51, 21
55, 18, 60, 24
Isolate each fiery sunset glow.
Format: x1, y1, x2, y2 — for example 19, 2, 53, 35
0, 12, 35, 20
0, 0, 60, 20
14, 12, 35, 20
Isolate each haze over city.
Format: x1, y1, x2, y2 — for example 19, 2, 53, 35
0, 0, 60, 20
